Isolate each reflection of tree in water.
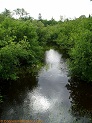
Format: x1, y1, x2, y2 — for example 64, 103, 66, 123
0, 69, 38, 115
66, 77, 92, 120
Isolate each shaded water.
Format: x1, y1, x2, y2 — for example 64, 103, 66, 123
0, 49, 92, 123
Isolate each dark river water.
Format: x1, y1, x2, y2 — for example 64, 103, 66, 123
0, 49, 92, 123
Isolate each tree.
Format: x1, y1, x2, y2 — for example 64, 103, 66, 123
13, 8, 29, 18
38, 13, 42, 20
2, 8, 11, 17
79, 15, 86, 19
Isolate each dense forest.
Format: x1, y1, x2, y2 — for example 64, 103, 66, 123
0, 8, 92, 82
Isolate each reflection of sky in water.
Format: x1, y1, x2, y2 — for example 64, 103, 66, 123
28, 89, 51, 113
24, 49, 74, 122
45, 49, 61, 64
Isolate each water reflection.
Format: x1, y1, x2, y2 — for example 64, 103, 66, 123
66, 77, 92, 122
23, 49, 73, 123
28, 89, 51, 113
45, 49, 61, 64
0, 70, 38, 119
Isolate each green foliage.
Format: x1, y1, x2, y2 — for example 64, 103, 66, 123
69, 30, 92, 81
0, 40, 28, 80
0, 8, 92, 82
0, 12, 44, 80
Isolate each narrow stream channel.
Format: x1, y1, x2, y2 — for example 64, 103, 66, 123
0, 49, 92, 123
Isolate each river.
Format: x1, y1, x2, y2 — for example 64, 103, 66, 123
0, 49, 92, 123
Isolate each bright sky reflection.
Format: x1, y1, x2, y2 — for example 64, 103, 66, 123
28, 89, 51, 113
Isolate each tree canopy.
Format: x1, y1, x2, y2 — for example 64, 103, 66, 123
0, 8, 92, 82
